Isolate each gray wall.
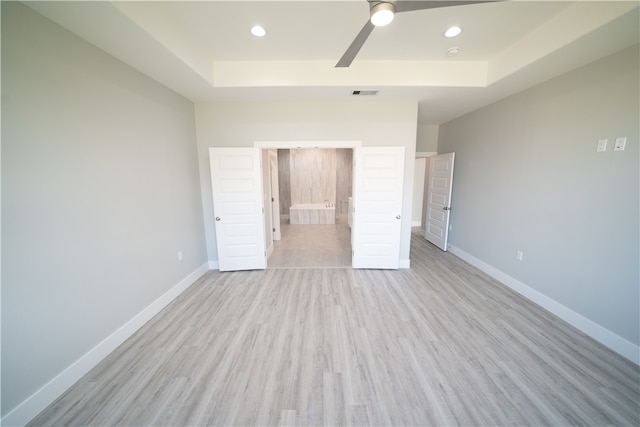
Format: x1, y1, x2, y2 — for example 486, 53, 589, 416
438, 46, 639, 347
416, 124, 439, 152
2, 3, 207, 415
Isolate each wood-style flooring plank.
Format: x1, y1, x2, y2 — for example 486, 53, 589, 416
27, 229, 640, 426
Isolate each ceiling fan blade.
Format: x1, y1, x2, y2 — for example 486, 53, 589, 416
395, 0, 500, 14
335, 20, 375, 68
335, 0, 501, 67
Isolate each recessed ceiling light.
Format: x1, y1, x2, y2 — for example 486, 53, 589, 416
444, 26, 462, 38
251, 25, 266, 37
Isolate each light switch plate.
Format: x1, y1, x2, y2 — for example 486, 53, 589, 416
596, 139, 608, 152
614, 137, 627, 151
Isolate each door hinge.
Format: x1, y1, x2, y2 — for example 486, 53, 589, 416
271, 197, 275, 202
273, 228, 276, 232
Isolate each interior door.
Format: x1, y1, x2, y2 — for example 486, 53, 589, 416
209, 147, 266, 271
269, 150, 281, 241
424, 152, 455, 251
352, 146, 405, 269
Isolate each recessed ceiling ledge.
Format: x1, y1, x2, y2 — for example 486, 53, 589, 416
487, 1, 639, 85
212, 60, 488, 88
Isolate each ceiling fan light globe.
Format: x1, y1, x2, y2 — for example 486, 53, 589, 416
370, 2, 395, 26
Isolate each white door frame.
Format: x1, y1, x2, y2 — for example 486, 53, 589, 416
256, 141, 410, 269
255, 142, 362, 238
255, 141, 361, 267
254, 141, 362, 149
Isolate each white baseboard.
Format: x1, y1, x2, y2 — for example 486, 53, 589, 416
411, 221, 422, 227
1, 263, 210, 427
448, 245, 639, 365
399, 259, 411, 269
208, 260, 219, 270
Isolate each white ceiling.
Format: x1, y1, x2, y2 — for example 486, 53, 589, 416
27, 1, 639, 124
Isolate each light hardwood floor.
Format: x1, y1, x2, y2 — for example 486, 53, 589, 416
28, 229, 640, 426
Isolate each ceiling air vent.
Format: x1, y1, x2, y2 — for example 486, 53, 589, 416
351, 90, 379, 96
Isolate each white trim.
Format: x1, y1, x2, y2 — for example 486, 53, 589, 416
411, 221, 422, 227
415, 151, 437, 158
399, 259, 411, 269
1, 263, 210, 427
448, 245, 640, 365
208, 260, 219, 270
254, 140, 361, 149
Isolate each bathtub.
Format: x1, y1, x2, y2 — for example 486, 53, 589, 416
289, 204, 336, 225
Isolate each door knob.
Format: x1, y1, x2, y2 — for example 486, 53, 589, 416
443, 207, 451, 211
215, 217, 221, 221
396, 215, 401, 219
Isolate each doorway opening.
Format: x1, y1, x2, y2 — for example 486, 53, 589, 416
254, 141, 360, 269
210, 143, 406, 271
268, 148, 353, 268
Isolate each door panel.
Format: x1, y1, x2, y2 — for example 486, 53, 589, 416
209, 147, 266, 271
352, 147, 405, 269
269, 150, 281, 241
425, 152, 455, 251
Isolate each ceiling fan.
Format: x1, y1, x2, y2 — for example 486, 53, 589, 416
336, 0, 499, 68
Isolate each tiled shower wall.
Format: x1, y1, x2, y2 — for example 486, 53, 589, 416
335, 148, 352, 217
278, 148, 352, 217
290, 148, 336, 206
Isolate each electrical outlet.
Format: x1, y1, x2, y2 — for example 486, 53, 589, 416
516, 250, 524, 261
614, 137, 627, 151
178, 251, 183, 261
